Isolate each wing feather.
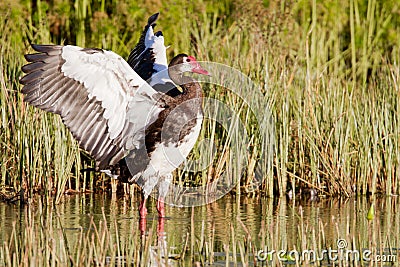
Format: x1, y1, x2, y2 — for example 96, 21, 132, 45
21, 44, 164, 169
87, 123, 108, 155
127, 13, 159, 71
30, 78, 73, 108
127, 13, 170, 83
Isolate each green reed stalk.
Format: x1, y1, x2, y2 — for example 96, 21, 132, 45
1, 0, 400, 198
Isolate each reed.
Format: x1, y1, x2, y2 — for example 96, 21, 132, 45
1, 0, 400, 199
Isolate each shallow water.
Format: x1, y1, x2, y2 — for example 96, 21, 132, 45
1, 194, 399, 265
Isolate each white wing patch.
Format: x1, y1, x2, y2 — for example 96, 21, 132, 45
60, 45, 157, 140
145, 25, 168, 72
125, 85, 164, 150
144, 24, 175, 85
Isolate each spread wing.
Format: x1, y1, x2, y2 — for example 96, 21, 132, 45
20, 44, 164, 169
127, 13, 178, 91
127, 13, 161, 81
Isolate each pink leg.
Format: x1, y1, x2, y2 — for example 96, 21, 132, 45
157, 217, 165, 234
139, 217, 147, 235
139, 196, 148, 218
156, 197, 166, 218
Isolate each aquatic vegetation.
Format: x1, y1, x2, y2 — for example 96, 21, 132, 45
1, 0, 400, 201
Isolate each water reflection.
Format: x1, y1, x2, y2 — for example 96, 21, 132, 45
0, 194, 399, 265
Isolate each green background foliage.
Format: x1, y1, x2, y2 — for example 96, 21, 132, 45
1, 0, 400, 201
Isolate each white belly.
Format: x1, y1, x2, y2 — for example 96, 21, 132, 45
148, 116, 203, 176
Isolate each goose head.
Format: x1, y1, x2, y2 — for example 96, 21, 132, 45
168, 54, 210, 77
